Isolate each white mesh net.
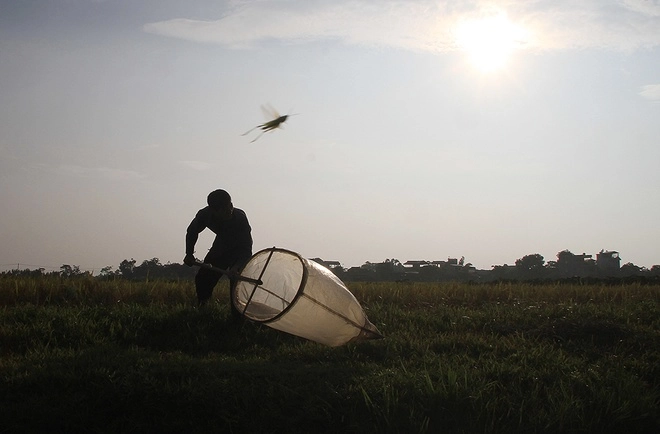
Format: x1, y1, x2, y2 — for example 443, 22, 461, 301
233, 248, 383, 347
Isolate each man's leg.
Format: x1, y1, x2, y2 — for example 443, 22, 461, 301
202, 251, 242, 319
195, 267, 221, 306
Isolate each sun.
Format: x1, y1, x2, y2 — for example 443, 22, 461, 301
455, 13, 527, 73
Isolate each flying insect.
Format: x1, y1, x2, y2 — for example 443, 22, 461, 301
242, 104, 296, 143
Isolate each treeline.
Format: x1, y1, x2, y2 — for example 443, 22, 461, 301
3, 249, 659, 283
2, 258, 195, 281
331, 250, 660, 283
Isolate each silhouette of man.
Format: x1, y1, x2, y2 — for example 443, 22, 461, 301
184, 189, 253, 316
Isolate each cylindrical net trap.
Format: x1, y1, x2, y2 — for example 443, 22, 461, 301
233, 247, 383, 347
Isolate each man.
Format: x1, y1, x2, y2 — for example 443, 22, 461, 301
184, 189, 253, 316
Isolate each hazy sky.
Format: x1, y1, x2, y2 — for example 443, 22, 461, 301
1, 0, 659, 273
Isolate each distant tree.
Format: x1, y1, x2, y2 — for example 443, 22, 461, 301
133, 258, 162, 280
620, 262, 642, 277
60, 264, 83, 278
98, 266, 115, 278
5, 267, 46, 277
361, 261, 376, 271
378, 259, 403, 271
515, 254, 545, 274
491, 264, 516, 280
118, 258, 136, 279
556, 250, 575, 267
650, 265, 660, 276
115, 257, 195, 281
372, 259, 406, 280
160, 262, 196, 280
389, 259, 403, 267
140, 258, 162, 267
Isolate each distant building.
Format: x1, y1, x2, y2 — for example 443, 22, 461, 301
596, 250, 621, 275
431, 258, 460, 268
555, 251, 595, 277
403, 260, 429, 270
310, 258, 343, 269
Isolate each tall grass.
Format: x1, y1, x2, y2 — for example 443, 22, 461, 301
0, 274, 197, 306
1, 276, 658, 433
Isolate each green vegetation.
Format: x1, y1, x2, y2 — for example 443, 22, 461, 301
1, 275, 658, 433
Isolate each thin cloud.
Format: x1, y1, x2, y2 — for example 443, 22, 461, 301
621, 0, 660, 17
57, 165, 147, 181
144, 2, 457, 52
135, 143, 161, 151
143, 0, 660, 52
639, 84, 660, 100
180, 160, 214, 171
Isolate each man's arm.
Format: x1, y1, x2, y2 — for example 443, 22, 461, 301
185, 231, 199, 255
184, 210, 206, 265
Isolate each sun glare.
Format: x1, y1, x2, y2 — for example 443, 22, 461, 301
455, 13, 527, 73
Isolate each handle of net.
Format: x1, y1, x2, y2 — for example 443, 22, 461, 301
193, 261, 263, 286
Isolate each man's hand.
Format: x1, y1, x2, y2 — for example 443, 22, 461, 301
183, 254, 197, 267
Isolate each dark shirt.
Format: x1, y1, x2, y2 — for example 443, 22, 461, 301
186, 207, 253, 262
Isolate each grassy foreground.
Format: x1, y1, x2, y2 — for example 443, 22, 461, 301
1, 276, 658, 433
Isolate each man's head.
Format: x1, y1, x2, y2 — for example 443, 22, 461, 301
207, 189, 233, 221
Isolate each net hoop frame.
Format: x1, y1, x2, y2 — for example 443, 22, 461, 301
237, 247, 309, 324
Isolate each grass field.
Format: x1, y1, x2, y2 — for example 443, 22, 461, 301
1, 275, 658, 433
